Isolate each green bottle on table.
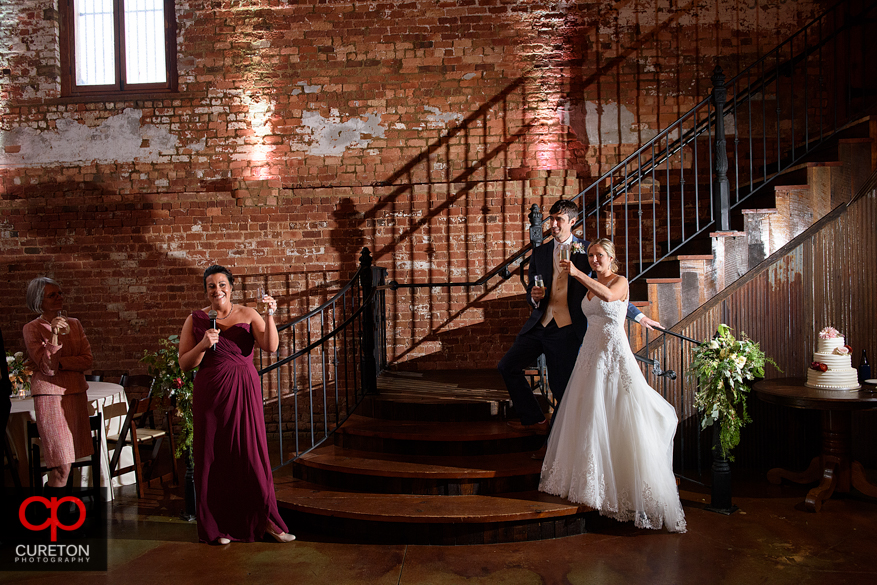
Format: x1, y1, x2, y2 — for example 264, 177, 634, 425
858, 350, 871, 383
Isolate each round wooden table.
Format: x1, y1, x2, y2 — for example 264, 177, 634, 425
754, 377, 877, 512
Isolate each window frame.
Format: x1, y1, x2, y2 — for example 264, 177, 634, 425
59, 0, 178, 97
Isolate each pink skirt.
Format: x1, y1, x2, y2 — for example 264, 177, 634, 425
33, 393, 94, 468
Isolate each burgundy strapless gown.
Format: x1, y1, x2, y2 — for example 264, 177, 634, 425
192, 311, 288, 542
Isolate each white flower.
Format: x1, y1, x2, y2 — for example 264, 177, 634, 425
5, 356, 13, 364
834, 346, 851, 356
708, 340, 720, 350
14, 351, 23, 360
819, 326, 840, 339
734, 355, 747, 368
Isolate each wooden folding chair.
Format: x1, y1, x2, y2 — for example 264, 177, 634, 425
3, 426, 24, 495
107, 390, 177, 498
27, 413, 103, 504
119, 373, 153, 400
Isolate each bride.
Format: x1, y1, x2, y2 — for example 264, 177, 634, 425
538, 238, 686, 533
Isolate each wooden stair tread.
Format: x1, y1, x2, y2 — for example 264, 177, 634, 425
275, 481, 590, 523
337, 414, 533, 441
378, 369, 506, 391
298, 444, 542, 478
372, 386, 510, 404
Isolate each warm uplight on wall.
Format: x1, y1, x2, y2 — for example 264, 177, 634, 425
242, 93, 276, 179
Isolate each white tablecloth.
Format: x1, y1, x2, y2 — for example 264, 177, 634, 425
6, 381, 137, 497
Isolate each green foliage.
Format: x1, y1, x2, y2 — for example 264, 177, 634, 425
6, 350, 33, 396
688, 324, 780, 460
141, 335, 195, 458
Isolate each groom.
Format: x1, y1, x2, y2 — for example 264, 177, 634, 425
498, 198, 661, 434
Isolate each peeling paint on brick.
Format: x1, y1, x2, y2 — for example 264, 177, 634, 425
294, 110, 386, 156
291, 81, 322, 95
424, 106, 463, 128
0, 108, 205, 168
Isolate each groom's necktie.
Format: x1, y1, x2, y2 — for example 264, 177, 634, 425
541, 245, 572, 328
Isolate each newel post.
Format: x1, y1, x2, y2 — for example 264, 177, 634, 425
711, 65, 731, 232
528, 204, 543, 247
359, 247, 378, 394
707, 424, 737, 515
527, 204, 551, 400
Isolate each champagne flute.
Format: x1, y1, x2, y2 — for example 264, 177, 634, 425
533, 275, 544, 288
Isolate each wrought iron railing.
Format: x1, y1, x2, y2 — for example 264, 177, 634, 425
258, 249, 386, 470
257, 0, 875, 477
385, 0, 875, 368
568, 0, 875, 282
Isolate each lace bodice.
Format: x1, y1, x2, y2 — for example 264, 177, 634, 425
576, 296, 634, 380
582, 294, 628, 329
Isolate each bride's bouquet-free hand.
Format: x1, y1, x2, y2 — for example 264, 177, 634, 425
688, 324, 780, 459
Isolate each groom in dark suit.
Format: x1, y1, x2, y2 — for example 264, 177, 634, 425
498, 199, 661, 433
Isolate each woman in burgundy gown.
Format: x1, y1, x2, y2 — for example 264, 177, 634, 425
178, 265, 294, 544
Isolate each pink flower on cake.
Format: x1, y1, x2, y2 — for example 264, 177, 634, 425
834, 346, 851, 356
818, 326, 840, 339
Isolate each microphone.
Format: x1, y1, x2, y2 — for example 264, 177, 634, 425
207, 310, 217, 350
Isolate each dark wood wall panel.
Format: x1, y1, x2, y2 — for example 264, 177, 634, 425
644, 184, 877, 471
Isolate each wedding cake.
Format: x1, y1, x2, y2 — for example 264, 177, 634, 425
805, 327, 860, 390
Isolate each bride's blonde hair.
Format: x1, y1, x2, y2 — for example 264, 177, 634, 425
588, 238, 619, 273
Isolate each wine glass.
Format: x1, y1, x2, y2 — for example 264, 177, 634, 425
257, 288, 268, 313
559, 245, 570, 263
58, 310, 70, 335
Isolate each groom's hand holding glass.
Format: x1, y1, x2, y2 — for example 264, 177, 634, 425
531, 275, 545, 303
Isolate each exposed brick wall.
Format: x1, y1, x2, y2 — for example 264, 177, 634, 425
0, 0, 835, 378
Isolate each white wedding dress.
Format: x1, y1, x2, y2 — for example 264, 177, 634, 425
539, 294, 687, 533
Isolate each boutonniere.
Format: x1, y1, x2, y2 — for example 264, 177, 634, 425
570, 241, 586, 255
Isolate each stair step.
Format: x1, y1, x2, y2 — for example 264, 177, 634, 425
294, 444, 542, 494
359, 370, 513, 421
275, 478, 590, 545
334, 414, 546, 455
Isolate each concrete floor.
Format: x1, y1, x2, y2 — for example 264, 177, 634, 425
3, 469, 877, 585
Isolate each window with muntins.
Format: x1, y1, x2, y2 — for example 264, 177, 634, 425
61, 0, 177, 96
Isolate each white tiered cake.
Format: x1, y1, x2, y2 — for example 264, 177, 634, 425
805, 327, 860, 390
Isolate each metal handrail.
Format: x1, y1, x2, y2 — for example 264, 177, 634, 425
275, 265, 365, 333
258, 248, 386, 469
386, 0, 871, 291
260, 286, 379, 376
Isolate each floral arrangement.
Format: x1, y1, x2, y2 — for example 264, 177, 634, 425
819, 326, 840, 339
6, 351, 33, 397
570, 241, 587, 255
688, 324, 780, 459
141, 335, 195, 458
810, 327, 852, 371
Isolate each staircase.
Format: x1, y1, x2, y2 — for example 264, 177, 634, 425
262, 0, 877, 543
634, 116, 876, 332
274, 370, 592, 545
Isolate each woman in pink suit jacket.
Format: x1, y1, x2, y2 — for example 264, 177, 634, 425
22, 276, 94, 495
